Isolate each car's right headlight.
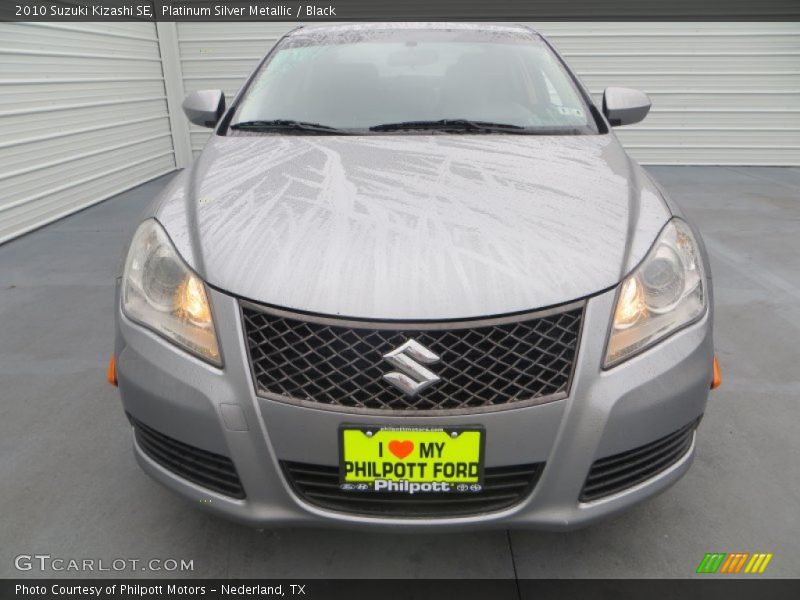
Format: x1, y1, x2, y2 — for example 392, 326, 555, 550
121, 219, 221, 366
604, 218, 707, 367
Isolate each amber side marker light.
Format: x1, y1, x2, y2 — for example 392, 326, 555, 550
711, 355, 722, 390
107, 354, 118, 387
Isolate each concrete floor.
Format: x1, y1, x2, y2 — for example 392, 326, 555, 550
0, 167, 798, 580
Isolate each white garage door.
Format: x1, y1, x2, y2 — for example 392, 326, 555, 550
0, 22, 176, 244
175, 21, 800, 165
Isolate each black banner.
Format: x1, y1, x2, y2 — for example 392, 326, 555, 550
1, 0, 800, 22
3, 579, 800, 600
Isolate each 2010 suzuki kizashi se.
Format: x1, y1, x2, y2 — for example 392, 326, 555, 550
112, 23, 718, 529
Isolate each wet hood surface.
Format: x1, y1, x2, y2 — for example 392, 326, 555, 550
157, 134, 670, 320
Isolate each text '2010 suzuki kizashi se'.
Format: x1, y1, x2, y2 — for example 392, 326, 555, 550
112, 23, 717, 529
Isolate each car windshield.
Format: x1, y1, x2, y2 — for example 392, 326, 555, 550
228, 28, 599, 135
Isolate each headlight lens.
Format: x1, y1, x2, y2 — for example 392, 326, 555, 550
122, 219, 221, 365
605, 218, 706, 367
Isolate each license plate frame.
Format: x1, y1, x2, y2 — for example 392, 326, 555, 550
338, 425, 485, 494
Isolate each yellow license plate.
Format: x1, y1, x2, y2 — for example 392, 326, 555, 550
339, 426, 485, 493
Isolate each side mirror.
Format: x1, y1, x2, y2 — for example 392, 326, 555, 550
602, 87, 651, 127
182, 90, 225, 128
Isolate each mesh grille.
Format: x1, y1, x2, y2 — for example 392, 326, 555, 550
282, 461, 543, 517
580, 419, 699, 502
242, 304, 583, 412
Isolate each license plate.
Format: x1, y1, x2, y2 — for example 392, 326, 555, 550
339, 425, 485, 494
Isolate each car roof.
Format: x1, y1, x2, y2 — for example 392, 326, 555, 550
286, 22, 541, 39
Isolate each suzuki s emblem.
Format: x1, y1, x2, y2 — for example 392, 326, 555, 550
382, 339, 441, 397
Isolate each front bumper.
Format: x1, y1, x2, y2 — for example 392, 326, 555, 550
114, 285, 713, 530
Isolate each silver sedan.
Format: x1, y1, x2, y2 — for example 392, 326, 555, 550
111, 23, 717, 530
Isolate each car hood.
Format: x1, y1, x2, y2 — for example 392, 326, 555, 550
156, 134, 670, 320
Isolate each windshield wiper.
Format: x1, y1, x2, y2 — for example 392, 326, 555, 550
230, 120, 349, 134
369, 119, 527, 133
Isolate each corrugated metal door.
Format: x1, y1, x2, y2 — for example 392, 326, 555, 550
540, 22, 800, 165
0, 22, 176, 244
175, 21, 800, 165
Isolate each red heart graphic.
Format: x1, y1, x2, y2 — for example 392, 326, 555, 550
388, 440, 414, 460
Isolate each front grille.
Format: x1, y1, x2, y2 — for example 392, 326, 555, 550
242, 303, 583, 413
282, 461, 544, 517
580, 420, 698, 502
131, 417, 246, 499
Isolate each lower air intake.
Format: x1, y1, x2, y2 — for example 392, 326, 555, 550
580, 419, 699, 502
131, 416, 246, 499
282, 461, 543, 517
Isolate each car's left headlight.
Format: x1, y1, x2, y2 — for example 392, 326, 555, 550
121, 219, 221, 366
605, 218, 707, 367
